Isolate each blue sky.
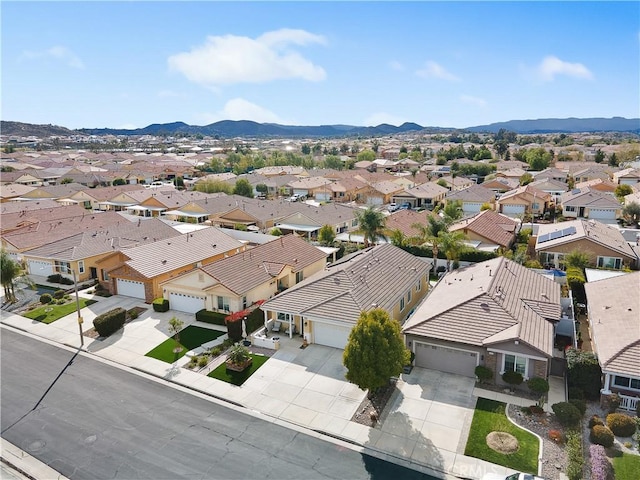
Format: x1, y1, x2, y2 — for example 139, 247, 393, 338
2, 1, 639, 129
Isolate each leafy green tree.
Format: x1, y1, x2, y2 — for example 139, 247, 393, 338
438, 230, 467, 271
340, 143, 350, 154
442, 200, 463, 224
354, 206, 387, 247
194, 179, 233, 194
174, 176, 184, 188
594, 149, 605, 164
519, 173, 534, 186
524, 148, 552, 170
233, 178, 254, 198
622, 201, 640, 227
614, 184, 633, 201
208, 157, 226, 173
437, 179, 448, 188
565, 249, 591, 269
494, 139, 509, 158
270, 227, 283, 236
168, 317, 184, 358
112, 178, 126, 186
607, 153, 618, 167
357, 150, 376, 162
324, 155, 343, 170
343, 309, 410, 397
388, 229, 407, 247
318, 225, 336, 245
59, 177, 73, 184
255, 183, 268, 196
301, 144, 311, 155
0, 250, 20, 302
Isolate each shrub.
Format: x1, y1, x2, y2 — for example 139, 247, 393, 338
527, 376, 550, 395
502, 370, 523, 387
56, 299, 66, 305
589, 444, 614, 480
46, 274, 74, 285
40, 293, 53, 304
566, 266, 586, 304
53, 289, 66, 300
566, 431, 584, 480
566, 348, 602, 400
606, 413, 637, 437
548, 429, 566, 444
226, 318, 243, 342
606, 393, 621, 413
475, 365, 493, 383
568, 386, 585, 400
590, 425, 615, 447
552, 402, 582, 427
152, 298, 169, 312
227, 344, 251, 365
195, 309, 226, 325
128, 309, 139, 320
93, 307, 126, 337
589, 415, 605, 428
197, 356, 209, 368
569, 398, 587, 416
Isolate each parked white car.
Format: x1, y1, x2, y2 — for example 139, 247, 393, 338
286, 194, 302, 202
387, 202, 399, 212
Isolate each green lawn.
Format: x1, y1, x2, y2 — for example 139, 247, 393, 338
464, 398, 539, 474
612, 452, 640, 480
23, 299, 98, 324
145, 326, 225, 363
208, 353, 268, 386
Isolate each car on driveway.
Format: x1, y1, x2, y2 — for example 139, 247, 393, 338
387, 203, 399, 212
286, 194, 302, 202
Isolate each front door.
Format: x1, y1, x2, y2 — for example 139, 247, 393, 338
579, 207, 585, 217
90, 267, 97, 279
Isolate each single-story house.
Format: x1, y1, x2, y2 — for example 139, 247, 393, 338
97, 227, 246, 303
559, 188, 622, 221
392, 182, 449, 210
261, 244, 432, 348
444, 184, 496, 214
613, 168, 640, 186
448, 210, 518, 251
535, 219, 638, 270
496, 185, 550, 217
160, 234, 328, 314
584, 272, 640, 412
574, 178, 618, 195
403, 257, 562, 381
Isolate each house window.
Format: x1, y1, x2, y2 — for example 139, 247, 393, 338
597, 256, 622, 270
565, 206, 576, 212
400, 297, 405, 311
613, 376, 640, 391
416, 279, 422, 292
78, 261, 85, 274
242, 296, 247, 309
296, 271, 304, 283
407, 290, 412, 303
55, 261, 71, 274
102, 270, 109, 281
503, 354, 527, 377
351, 219, 358, 227
217, 296, 230, 312
532, 203, 539, 210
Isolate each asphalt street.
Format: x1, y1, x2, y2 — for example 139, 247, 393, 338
1, 328, 436, 480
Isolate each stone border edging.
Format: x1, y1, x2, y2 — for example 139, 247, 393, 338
504, 402, 545, 477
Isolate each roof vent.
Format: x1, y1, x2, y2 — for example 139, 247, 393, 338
161, 260, 167, 264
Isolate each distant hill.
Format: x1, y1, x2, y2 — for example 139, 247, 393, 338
465, 117, 640, 134
1, 121, 76, 137
2, 117, 639, 138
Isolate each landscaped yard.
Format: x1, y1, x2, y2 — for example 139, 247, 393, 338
23, 299, 98, 324
464, 398, 539, 474
612, 452, 640, 480
208, 353, 268, 386
145, 326, 225, 363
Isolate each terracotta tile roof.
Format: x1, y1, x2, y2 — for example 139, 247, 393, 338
449, 210, 517, 248
0, 184, 37, 199
1, 204, 95, 233
446, 184, 496, 203
403, 257, 560, 356
118, 227, 244, 278
498, 184, 550, 202
385, 210, 434, 238
73, 184, 146, 201
584, 272, 640, 376
405, 182, 448, 199
262, 244, 431, 323
195, 234, 327, 295
0, 199, 64, 216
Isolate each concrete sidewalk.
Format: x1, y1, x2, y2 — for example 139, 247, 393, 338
1, 293, 529, 480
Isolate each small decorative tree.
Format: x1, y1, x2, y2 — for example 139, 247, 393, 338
475, 365, 493, 384
502, 370, 523, 391
226, 344, 252, 372
168, 317, 184, 359
527, 376, 550, 409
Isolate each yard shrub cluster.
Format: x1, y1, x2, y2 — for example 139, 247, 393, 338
589, 415, 605, 428
93, 307, 126, 337
53, 289, 66, 300
195, 309, 226, 325
152, 298, 169, 312
590, 424, 615, 448
566, 266, 586, 304
566, 431, 584, 480
527, 376, 549, 395
47, 274, 74, 285
606, 413, 637, 437
474, 365, 492, 383
569, 398, 587, 416
566, 348, 602, 400
400, 244, 497, 263
589, 444, 614, 480
548, 429, 566, 444
40, 293, 53, 304
552, 402, 582, 427
502, 370, 523, 388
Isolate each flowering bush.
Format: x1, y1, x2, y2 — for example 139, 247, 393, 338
548, 429, 566, 444
589, 444, 614, 480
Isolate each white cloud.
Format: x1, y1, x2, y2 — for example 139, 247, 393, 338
459, 94, 487, 107
536, 55, 593, 81
363, 112, 408, 127
22, 46, 84, 69
389, 60, 405, 71
416, 61, 460, 82
168, 29, 326, 87
198, 98, 284, 124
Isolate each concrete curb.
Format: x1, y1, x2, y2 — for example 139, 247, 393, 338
504, 402, 545, 477
1, 438, 70, 480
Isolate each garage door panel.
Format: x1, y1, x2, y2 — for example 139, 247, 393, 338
588, 209, 615, 219
116, 278, 145, 299
502, 204, 525, 214
169, 292, 205, 314
28, 260, 53, 276
415, 342, 477, 377
313, 322, 351, 349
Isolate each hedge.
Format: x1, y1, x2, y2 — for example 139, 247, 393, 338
195, 309, 226, 325
606, 413, 637, 437
590, 425, 614, 447
399, 244, 497, 263
47, 273, 74, 285
552, 402, 582, 427
152, 298, 169, 312
566, 266, 586, 304
93, 307, 126, 337
566, 348, 602, 400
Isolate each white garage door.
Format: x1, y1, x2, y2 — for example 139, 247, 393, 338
313, 322, 352, 349
116, 278, 145, 299
169, 292, 205, 314
366, 197, 384, 205
588, 209, 616, 220
463, 202, 482, 213
28, 260, 53, 276
414, 342, 478, 377
502, 204, 526, 215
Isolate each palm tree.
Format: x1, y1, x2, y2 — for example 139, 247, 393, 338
1, 250, 20, 302
412, 215, 447, 267
438, 230, 467, 271
442, 200, 463, 225
354, 206, 387, 247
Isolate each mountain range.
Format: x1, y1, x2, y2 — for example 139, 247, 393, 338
2, 117, 639, 138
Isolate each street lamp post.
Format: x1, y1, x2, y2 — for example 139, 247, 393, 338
72, 269, 84, 347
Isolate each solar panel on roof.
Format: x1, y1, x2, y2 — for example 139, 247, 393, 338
538, 233, 551, 244
561, 226, 577, 237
